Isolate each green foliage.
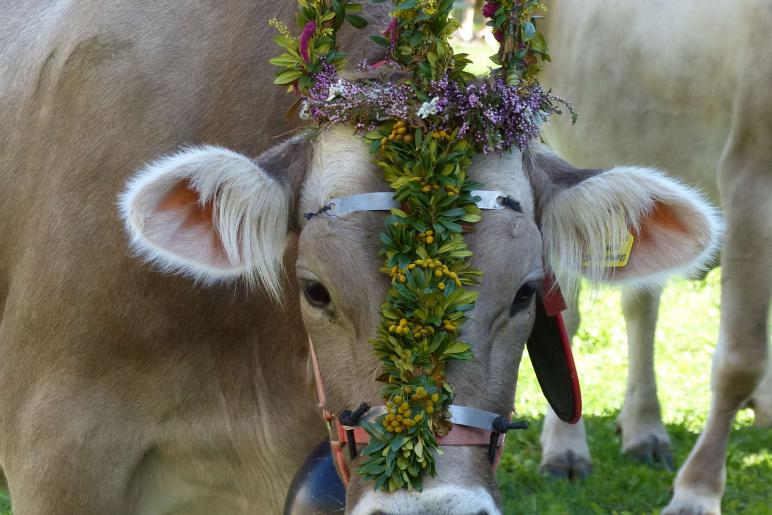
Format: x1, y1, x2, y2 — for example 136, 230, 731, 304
387, 0, 474, 86
269, 0, 368, 93
357, 120, 483, 491
485, 0, 551, 84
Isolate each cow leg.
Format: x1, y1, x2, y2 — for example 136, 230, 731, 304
748, 352, 772, 427
618, 286, 673, 469
664, 144, 772, 514
539, 303, 593, 480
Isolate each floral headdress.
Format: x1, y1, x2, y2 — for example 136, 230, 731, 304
271, 0, 570, 492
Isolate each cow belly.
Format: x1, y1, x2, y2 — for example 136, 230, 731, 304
539, 0, 755, 202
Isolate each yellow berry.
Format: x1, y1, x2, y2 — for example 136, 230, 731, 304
408, 263, 416, 270
403, 135, 413, 143
434, 269, 442, 277
426, 236, 434, 244
399, 274, 406, 283
431, 393, 440, 402
421, 185, 432, 193
438, 282, 445, 290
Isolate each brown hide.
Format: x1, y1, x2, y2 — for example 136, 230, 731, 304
0, 2, 386, 513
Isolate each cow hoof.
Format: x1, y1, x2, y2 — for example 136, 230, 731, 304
662, 490, 721, 515
622, 433, 674, 471
539, 450, 592, 481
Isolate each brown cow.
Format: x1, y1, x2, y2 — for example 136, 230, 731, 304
0, 1, 720, 513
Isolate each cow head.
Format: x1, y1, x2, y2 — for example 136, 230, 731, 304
120, 126, 719, 513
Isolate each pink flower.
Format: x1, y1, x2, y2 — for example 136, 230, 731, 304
482, 1, 500, 18
384, 17, 399, 45
299, 20, 316, 63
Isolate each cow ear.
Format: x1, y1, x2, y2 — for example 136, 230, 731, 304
119, 137, 312, 300
524, 148, 722, 295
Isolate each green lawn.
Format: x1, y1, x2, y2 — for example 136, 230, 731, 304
500, 269, 772, 514
2, 270, 769, 514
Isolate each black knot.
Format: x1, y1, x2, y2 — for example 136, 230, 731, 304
303, 204, 332, 221
492, 415, 529, 433
500, 196, 523, 213
339, 403, 370, 427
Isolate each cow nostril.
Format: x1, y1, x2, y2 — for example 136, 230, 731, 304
476, 511, 490, 515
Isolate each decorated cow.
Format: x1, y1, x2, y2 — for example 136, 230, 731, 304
0, 1, 719, 513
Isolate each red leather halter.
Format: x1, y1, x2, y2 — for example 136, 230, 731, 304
307, 337, 509, 487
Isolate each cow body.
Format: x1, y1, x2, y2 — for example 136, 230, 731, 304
0, 2, 388, 512
540, 1, 772, 512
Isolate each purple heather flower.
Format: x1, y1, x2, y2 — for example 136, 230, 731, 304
482, 2, 500, 18
299, 20, 316, 63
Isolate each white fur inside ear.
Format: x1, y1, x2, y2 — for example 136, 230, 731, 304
543, 166, 722, 296
119, 145, 291, 300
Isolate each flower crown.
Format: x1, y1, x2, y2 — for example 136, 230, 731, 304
271, 0, 570, 492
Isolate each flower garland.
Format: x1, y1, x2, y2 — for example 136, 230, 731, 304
271, 0, 568, 492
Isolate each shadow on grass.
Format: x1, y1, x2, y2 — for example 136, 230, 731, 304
497, 413, 772, 515
0, 414, 768, 515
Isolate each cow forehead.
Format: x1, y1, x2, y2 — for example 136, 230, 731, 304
299, 126, 535, 223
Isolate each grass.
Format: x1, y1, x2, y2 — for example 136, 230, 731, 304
2, 270, 768, 514
499, 269, 772, 514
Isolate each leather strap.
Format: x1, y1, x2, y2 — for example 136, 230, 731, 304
307, 336, 509, 487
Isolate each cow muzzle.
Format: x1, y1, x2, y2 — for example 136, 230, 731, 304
349, 485, 500, 515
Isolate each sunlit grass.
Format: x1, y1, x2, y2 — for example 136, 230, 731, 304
498, 269, 771, 513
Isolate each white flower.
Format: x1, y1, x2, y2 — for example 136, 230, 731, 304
417, 97, 441, 119
326, 80, 346, 101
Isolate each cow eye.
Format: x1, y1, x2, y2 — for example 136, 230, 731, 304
302, 281, 332, 308
510, 282, 537, 315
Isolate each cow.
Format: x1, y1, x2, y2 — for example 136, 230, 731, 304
0, 1, 720, 513
538, 0, 772, 513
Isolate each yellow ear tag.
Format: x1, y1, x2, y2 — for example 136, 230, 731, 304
583, 232, 635, 268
